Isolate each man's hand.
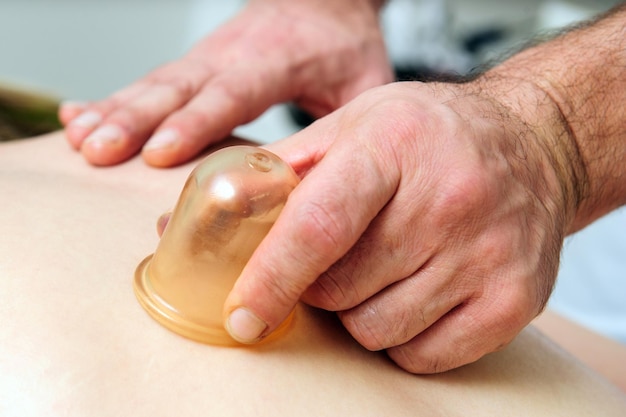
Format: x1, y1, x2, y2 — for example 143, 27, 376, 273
223, 81, 576, 373
224, 5, 626, 372
59, 0, 392, 166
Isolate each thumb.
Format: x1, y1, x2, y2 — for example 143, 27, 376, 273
221, 127, 337, 344
222, 121, 393, 344
222, 171, 356, 344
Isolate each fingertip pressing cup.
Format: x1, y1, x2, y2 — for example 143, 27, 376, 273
134, 146, 299, 346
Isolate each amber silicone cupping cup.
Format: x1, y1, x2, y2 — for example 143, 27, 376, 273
134, 146, 300, 346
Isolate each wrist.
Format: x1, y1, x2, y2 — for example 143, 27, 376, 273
481, 6, 626, 232
468, 73, 584, 236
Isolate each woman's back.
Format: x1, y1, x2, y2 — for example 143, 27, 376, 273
1, 133, 625, 416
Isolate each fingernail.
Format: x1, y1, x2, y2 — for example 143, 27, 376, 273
61, 100, 88, 111
143, 129, 179, 151
83, 125, 123, 147
226, 308, 267, 343
156, 211, 172, 237
69, 110, 102, 129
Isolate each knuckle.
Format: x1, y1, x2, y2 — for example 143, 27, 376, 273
107, 107, 151, 135
340, 290, 428, 351
392, 325, 494, 373
481, 277, 539, 333
305, 271, 351, 311
294, 198, 352, 256
456, 303, 523, 359
155, 76, 200, 104
255, 266, 303, 316
306, 257, 370, 310
99, 85, 141, 113
340, 305, 392, 351
433, 170, 494, 228
206, 75, 253, 120
148, 59, 208, 97
388, 345, 457, 374
210, 76, 247, 102
173, 108, 214, 135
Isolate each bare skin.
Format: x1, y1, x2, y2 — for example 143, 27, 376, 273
534, 311, 626, 392
60, 0, 392, 166
222, 5, 626, 373
1, 133, 626, 416
58, 0, 626, 375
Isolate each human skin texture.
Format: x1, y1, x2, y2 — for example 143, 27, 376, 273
59, 0, 392, 167
222, 5, 626, 373
533, 311, 626, 392
56, 0, 626, 375
1, 133, 626, 416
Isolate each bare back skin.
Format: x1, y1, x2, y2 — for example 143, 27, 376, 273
1, 132, 625, 416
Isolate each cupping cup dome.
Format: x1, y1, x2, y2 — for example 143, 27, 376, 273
134, 146, 299, 346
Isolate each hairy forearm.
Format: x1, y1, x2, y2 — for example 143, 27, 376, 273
483, 4, 626, 234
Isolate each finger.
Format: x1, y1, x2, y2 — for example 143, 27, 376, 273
301, 186, 438, 311
336, 260, 467, 351
58, 101, 88, 126
223, 125, 399, 343
64, 83, 147, 150
263, 116, 342, 175
156, 211, 172, 237
79, 80, 201, 166
141, 70, 287, 167
66, 57, 212, 159
386, 284, 535, 374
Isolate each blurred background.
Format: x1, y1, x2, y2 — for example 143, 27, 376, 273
1, 0, 624, 344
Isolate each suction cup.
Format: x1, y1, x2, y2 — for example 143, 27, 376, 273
134, 146, 299, 345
